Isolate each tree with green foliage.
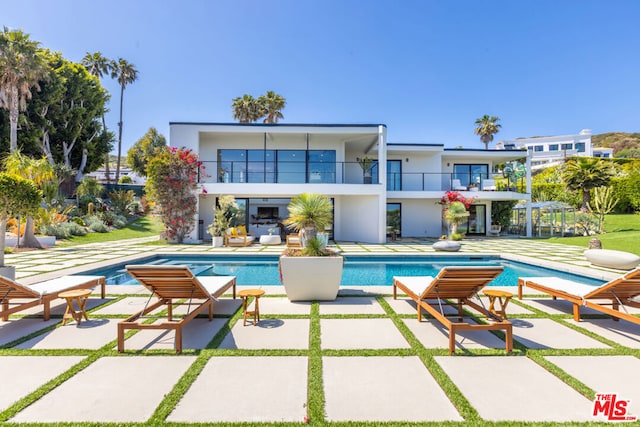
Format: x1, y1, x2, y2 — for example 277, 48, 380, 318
4, 150, 54, 248
258, 90, 286, 123
111, 58, 138, 183
82, 51, 115, 183
0, 173, 42, 266
562, 157, 616, 211
232, 94, 263, 123
18, 50, 111, 181
126, 127, 167, 176
0, 27, 49, 152
474, 115, 501, 150
146, 147, 202, 243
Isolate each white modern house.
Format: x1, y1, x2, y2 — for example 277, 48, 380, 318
170, 122, 532, 243
497, 129, 592, 170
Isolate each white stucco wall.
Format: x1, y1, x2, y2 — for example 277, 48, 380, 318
335, 195, 382, 243
390, 199, 444, 238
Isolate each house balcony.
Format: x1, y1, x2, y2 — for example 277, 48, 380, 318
199, 161, 527, 194
199, 161, 379, 185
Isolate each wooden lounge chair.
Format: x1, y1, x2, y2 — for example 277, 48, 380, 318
119, 265, 236, 353
393, 266, 512, 354
0, 275, 105, 321
286, 231, 304, 248
518, 268, 640, 324
224, 226, 255, 247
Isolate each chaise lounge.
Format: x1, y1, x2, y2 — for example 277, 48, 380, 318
119, 265, 236, 353
518, 268, 640, 324
393, 266, 512, 354
0, 275, 106, 321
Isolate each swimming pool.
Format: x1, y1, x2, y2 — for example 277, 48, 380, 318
83, 255, 605, 287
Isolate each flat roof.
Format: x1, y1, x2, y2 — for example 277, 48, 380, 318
169, 122, 385, 128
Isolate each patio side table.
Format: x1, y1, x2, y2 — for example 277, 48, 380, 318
483, 289, 513, 320
238, 289, 265, 326
59, 288, 92, 326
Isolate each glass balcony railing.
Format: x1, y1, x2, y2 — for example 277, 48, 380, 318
198, 161, 526, 192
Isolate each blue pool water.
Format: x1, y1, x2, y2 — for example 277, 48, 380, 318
83, 255, 605, 288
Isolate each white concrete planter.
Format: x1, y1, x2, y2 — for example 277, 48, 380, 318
279, 255, 344, 301
0, 265, 16, 280
212, 236, 224, 247
4, 235, 56, 247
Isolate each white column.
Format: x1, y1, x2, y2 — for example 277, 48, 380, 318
377, 125, 388, 243
525, 153, 532, 238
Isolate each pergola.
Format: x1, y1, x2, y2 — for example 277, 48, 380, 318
512, 201, 576, 237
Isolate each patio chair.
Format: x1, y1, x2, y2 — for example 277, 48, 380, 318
119, 265, 236, 353
224, 226, 255, 247
393, 266, 512, 354
451, 179, 467, 191
286, 230, 304, 248
0, 275, 106, 321
518, 268, 640, 324
482, 179, 497, 191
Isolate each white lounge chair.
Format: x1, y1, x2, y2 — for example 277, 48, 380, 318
451, 179, 467, 191
0, 275, 106, 321
482, 179, 497, 191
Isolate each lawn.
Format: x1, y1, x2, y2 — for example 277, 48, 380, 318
55, 215, 164, 247
544, 214, 640, 255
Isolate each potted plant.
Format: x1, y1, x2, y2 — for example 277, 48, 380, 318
280, 192, 343, 301
207, 195, 237, 247
358, 156, 373, 184
0, 173, 43, 279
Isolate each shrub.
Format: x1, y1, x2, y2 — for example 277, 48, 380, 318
108, 189, 135, 216
146, 147, 202, 243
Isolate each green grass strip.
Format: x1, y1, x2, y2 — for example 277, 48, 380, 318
307, 302, 324, 424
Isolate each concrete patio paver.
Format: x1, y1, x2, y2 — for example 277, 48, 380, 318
218, 318, 309, 349
544, 355, 640, 420
258, 297, 311, 315
168, 356, 307, 423
435, 356, 595, 422
511, 318, 611, 349
403, 318, 508, 351
323, 356, 462, 422
10, 356, 196, 423
0, 319, 59, 347
15, 319, 118, 350
0, 356, 85, 411
320, 318, 410, 349
318, 296, 385, 314
565, 318, 640, 348
120, 318, 228, 351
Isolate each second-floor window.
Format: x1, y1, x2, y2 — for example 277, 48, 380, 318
453, 164, 489, 187
218, 149, 336, 184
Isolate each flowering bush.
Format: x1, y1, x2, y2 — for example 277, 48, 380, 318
146, 147, 203, 243
438, 191, 475, 209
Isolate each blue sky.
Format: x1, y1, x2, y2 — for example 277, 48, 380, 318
4, 0, 640, 153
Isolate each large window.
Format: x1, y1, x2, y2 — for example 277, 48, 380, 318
387, 160, 402, 191
459, 204, 486, 235
218, 149, 336, 184
453, 164, 489, 187
387, 203, 401, 238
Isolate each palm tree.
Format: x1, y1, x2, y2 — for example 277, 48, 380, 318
562, 157, 616, 212
259, 91, 286, 123
0, 27, 48, 151
283, 192, 333, 244
231, 94, 263, 123
82, 52, 113, 182
111, 58, 138, 182
474, 115, 502, 150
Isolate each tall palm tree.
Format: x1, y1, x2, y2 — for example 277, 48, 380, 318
259, 91, 286, 123
82, 52, 113, 182
562, 157, 616, 212
474, 115, 501, 150
0, 27, 48, 151
231, 94, 263, 123
111, 58, 138, 182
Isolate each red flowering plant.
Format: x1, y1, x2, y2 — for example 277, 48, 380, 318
436, 191, 476, 239
145, 147, 204, 243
